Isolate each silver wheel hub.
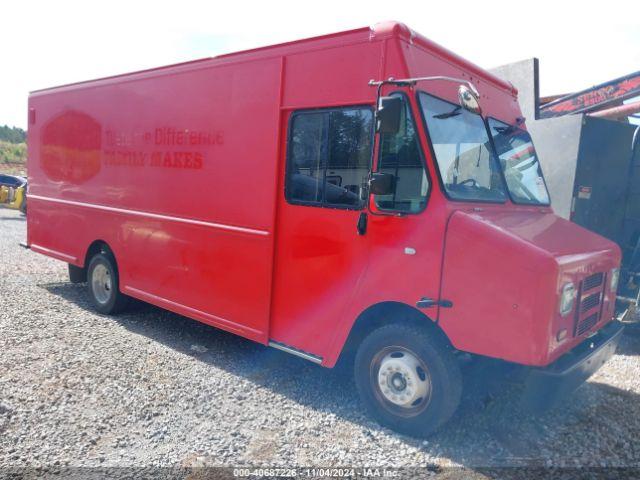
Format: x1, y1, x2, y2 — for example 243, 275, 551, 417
377, 350, 430, 408
91, 264, 112, 304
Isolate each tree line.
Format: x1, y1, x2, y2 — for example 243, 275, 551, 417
0, 125, 26, 144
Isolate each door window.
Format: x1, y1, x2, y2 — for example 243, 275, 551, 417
375, 94, 429, 213
286, 107, 373, 208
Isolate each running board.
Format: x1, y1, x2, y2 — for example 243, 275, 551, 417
268, 341, 323, 364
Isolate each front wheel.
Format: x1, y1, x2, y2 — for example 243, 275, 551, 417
354, 323, 462, 437
87, 252, 129, 315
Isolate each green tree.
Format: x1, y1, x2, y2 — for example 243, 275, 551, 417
0, 125, 26, 144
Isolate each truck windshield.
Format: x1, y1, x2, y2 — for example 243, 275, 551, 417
418, 92, 506, 202
488, 118, 550, 205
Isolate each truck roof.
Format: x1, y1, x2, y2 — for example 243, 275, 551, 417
30, 21, 515, 96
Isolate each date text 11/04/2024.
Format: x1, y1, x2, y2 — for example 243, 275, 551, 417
233, 468, 399, 477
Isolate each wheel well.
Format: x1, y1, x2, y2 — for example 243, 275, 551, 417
83, 240, 114, 268
69, 240, 114, 284
335, 301, 453, 370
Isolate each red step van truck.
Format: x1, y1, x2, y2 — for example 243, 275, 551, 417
27, 22, 624, 436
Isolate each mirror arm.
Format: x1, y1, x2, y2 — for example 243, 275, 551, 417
369, 76, 479, 98
373, 82, 382, 131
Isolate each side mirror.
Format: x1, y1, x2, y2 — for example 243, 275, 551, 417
369, 172, 395, 195
376, 96, 402, 134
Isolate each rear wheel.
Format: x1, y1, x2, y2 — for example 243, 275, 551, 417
87, 252, 129, 314
354, 323, 462, 437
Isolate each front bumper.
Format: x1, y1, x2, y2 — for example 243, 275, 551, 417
522, 321, 624, 411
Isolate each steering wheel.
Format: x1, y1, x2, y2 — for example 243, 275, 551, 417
459, 178, 479, 188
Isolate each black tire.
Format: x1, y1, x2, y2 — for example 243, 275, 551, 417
354, 323, 462, 437
86, 252, 129, 315
68, 264, 87, 283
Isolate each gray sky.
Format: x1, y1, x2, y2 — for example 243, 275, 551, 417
2, 0, 639, 129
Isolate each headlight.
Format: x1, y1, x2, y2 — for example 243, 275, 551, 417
610, 268, 620, 292
559, 282, 577, 316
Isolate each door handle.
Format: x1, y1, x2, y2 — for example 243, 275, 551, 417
416, 297, 453, 309
356, 212, 368, 236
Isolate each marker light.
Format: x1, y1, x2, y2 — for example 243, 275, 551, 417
556, 329, 568, 342
559, 282, 577, 317
610, 268, 620, 292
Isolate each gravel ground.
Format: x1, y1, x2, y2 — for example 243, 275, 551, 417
1, 208, 640, 476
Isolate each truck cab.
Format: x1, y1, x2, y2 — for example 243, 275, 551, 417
271, 23, 623, 435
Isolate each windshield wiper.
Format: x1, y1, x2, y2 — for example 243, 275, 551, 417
433, 106, 461, 119
494, 125, 517, 135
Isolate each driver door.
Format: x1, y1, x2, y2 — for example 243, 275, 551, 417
269, 105, 375, 358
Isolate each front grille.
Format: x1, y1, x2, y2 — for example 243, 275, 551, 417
576, 313, 599, 336
573, 271, 606, 337
581, 292, 601, 313
583, 272, 604, 291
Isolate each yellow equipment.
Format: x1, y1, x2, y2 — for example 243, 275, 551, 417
0, 184, 26, 213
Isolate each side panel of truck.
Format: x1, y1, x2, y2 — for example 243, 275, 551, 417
28, 58, 283, 342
